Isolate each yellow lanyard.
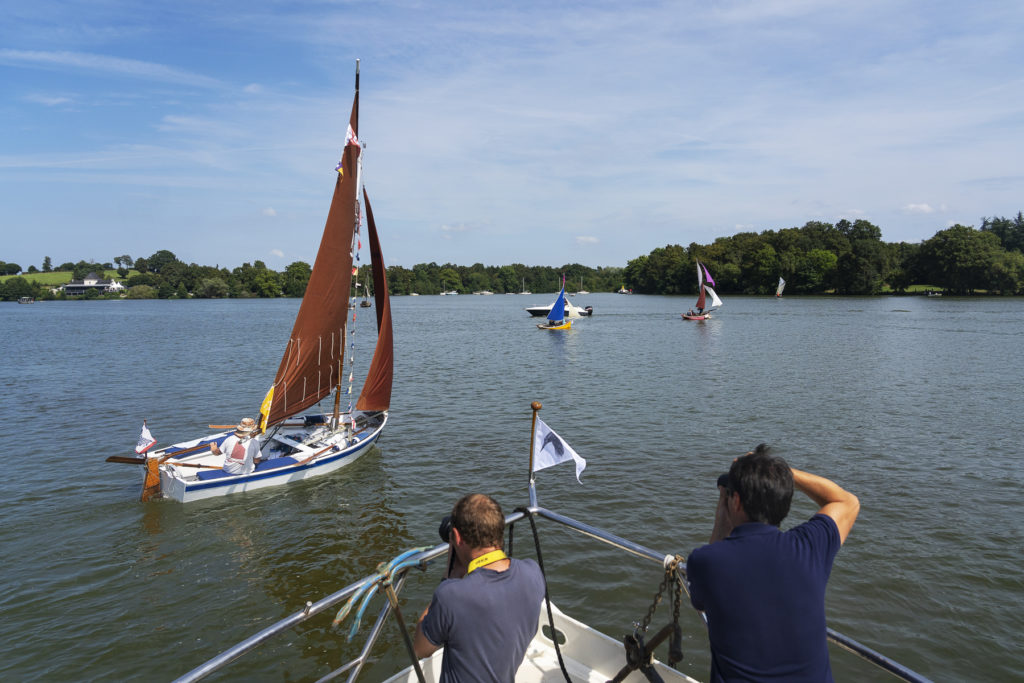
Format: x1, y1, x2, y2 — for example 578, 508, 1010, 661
466, 550, 508, 575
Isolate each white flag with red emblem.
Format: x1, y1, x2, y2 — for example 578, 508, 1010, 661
135, 421, 156, 454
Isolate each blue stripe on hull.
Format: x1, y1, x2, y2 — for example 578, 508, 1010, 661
183, 432, 380, 494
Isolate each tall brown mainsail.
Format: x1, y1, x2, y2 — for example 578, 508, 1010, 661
262, 83, 362, 427
355, 188, 393, 412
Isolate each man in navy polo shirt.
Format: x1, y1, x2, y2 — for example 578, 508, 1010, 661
686, 445, 860, 682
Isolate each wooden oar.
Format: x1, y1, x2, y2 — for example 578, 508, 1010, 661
169, 462, 222, 470
156, 439, 223, 463
296, 443, 339, 466
106, 455, 147, 465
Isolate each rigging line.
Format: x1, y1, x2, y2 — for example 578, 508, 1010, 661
512, 507, 572, 683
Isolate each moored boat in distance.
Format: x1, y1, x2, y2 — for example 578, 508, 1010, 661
17, 296, 34, 304
108, 61, 394, 503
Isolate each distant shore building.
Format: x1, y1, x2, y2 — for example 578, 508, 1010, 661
61, 272, 126, 296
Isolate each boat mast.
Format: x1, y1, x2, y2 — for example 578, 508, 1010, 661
333, 59, 361, 430
528, 401, 541, 506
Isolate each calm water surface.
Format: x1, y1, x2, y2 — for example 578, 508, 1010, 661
1, 294, 1021, 681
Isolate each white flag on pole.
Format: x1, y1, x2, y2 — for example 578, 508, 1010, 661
532, 418, 586, 483
135, 422, 156, 454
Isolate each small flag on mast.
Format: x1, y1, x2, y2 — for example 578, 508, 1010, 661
532, 418, 586, 483
258, 386, 275, 432
135, 421, 156, 454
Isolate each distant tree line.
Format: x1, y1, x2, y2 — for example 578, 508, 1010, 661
381, 262, 623, 295
3, 213, 1022, 301
623, 213, 1024, 296
0, 248, 624, 301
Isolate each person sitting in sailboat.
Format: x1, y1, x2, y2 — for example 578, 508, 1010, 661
210, 417, 263, 475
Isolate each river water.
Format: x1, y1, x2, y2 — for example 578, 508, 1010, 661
1, 294, 1021, 681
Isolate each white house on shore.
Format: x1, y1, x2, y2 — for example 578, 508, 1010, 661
61, 272, 126, 296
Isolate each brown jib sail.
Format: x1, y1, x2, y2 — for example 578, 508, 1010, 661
355, 188, 393, 411
261, 66, 392, 428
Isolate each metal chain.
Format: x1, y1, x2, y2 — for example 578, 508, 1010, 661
637, 556, 680, 634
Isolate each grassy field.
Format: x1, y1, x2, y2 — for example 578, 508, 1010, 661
881, 283, 943, 293
0, 270, 132, 285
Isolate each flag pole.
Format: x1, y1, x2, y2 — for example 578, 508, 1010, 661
528, 401, 541, 507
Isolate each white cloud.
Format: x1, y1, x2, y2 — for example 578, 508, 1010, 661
23, 94, 72, 106
575, 236, 598, 245
262, 207, 277, 217
269, 248, 284, 258
243, 83, 264, 94
440, 223, 470, 240
903, 203, 935, 214
0, 49, 222, 88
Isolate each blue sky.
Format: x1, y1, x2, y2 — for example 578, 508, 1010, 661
2, 1, 1022, 271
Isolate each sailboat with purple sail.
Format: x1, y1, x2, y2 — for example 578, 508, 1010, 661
682, 260, 723, 321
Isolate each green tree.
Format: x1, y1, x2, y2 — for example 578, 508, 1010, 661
920, 225, 1004, 294
127, 285, 158, 299
127, 273, 159, 288
134, 257, 149, 274
282, 261, 312, 297
887, 242, 920, 293
465, 271, 492, 292
195, 277, 229, 298
438, 266, 462, 292
147, 250, 179, 274
72, 261, 107, 280
42, 256, 52, 272
745, 244, 779, 294
980, 212, 1024, 254
245, 263, 282, 297
0, 276, 36, 300
989, 250, 1024, 294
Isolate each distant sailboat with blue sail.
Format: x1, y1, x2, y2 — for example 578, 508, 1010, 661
538, 279, 572, 330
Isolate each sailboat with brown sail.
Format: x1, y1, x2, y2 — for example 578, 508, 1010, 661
682, 260, 723, 321
108, 62, 393, 503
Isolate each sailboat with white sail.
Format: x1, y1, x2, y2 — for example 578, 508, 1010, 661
776, 276, 786, 298
682, 260, 723, 320
108, 62, 394, 503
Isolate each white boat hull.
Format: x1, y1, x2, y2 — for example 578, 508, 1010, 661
385, 602, 696, 683
526, 303, 593, 317
152, 411, 387, 503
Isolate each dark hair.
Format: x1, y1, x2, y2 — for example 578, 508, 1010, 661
727, 444, 793, 526
450, 493, 505, 549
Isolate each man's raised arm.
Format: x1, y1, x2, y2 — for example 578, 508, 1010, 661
791, 468, 860, 544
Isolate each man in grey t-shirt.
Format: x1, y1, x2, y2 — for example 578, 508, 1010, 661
414, 494, 545, 682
